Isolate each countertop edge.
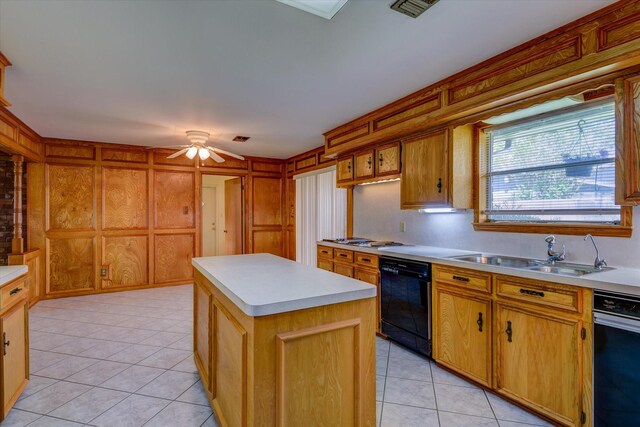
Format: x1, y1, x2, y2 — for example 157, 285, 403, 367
192, 257, 376, 317
0, 266, 28, 287
318, 241, 640, 296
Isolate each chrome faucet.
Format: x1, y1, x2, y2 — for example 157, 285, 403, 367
584, 234, 607, 270
545, 235, 566, 264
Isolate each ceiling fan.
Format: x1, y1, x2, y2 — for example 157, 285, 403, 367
163, 130, 245, 163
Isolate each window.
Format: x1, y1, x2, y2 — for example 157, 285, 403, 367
481, 100, 621, 225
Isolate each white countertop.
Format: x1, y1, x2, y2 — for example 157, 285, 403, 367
192, 254, 377, 316
0, 266, 28, 287
318, 241, 640, 296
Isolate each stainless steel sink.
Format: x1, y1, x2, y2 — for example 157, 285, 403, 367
449, 255, 612, 276
451, 255, 544, 269
527, 263, 612, 277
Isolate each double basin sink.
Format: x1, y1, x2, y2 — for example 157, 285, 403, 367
449, 255, 612, 277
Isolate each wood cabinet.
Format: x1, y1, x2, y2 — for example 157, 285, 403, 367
495, 304, 582, 426
0, 274, 29, 421
336, 156, 354, 183
317, 244, 381, 332
433, 266, 491, 386
336, 141, 401, 187
376, 142, 400, 176
193, 268, 376, 427
355, 150, 375, 180
401, 125, 472, 210
616, 74, 640, 205
432, 264, 592, 427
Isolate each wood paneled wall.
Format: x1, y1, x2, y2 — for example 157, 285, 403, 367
27, 139, 287, 299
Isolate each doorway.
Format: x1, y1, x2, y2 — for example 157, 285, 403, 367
201, 175, 244, 256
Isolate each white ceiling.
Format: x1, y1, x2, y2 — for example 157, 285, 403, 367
0, 0, 614, 159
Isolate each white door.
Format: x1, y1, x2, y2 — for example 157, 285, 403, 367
202, 186, 217, 256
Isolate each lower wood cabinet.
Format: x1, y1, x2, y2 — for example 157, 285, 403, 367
495, 303, 582, 426
0, 275, 29, 421
432, 264, 592, 427
433, 285, 491, 387
317, 244, 381, 332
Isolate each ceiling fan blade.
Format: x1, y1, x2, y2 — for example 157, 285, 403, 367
210, 147, 245, 160
207, 150, 226, 163
166, 147, 190, 159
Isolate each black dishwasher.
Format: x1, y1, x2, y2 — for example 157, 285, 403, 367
594, 290, 640, 426
380, 257, 431, 357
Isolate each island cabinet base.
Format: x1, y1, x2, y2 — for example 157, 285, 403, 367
194, 269, 377, 427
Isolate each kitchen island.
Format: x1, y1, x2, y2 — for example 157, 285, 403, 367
192, 254, 377, 427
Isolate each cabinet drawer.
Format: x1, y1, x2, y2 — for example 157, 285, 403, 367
317, 246, 334, 260
317, 259, 333, 272
0, 278, 27, 311
496, 277, 580, 313
333, 263, 354, 278
433, 265, 491, 293
334, 249, 354, 263
355, 253, 379, 269
355, 268, 378, 285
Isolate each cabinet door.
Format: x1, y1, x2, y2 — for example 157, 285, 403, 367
401, 130, 449, 209
376, 142, 400, 176
1, 301, 28, 418
194, 278, 213, 393
495, 304, 582, 426
616, 75, 640, 204
336, 156, 354, 184
355, 150, 375, 180
433, 285, 491, 386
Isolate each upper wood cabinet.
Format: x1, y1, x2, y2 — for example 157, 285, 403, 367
355, 150, 375, 180
376, 142, 400, 176
401, 126, 472, 210
337, 141, 401, 187
336, 156, 354, 184
616, 74, 640, 205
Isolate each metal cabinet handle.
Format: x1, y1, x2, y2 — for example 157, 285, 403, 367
361, 258, 371, 262
437, 177, 443, 193
477, 312, 483, 332
3, 333, 9, 355
520, 288, 544, 298
452, 275, 470, 283
367, 156, 372, 169
379, 153, 384, 166
506, 321, 513, 342
9, 287, 22, 296
339, 253, 348, 258
347, 161, 351, 173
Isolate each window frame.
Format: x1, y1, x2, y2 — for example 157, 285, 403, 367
473, 98, 633, 238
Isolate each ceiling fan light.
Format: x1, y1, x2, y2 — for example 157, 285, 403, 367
185, 146, 198, 159
198, 147, 210, 160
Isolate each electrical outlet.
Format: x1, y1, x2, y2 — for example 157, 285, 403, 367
400, 221, 406, 232
100, 267, 108, 277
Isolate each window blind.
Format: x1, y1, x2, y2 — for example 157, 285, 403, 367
483, 101, 619, 224
295, 169, 347, 266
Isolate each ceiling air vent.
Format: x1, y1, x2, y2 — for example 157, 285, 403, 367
232, 136, 250, 142
390, 0, 439, 18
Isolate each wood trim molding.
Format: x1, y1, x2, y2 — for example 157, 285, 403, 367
322, 0, 640, 156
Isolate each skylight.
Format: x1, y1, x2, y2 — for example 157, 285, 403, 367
275, 0, 349, 20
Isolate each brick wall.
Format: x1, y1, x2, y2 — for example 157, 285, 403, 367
0, 155, 27, 266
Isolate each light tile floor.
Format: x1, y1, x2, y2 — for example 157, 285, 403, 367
0, 285, 551, 427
